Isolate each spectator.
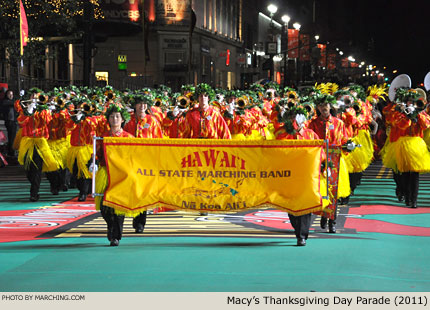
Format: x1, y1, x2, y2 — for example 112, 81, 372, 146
1, 90, 18, 156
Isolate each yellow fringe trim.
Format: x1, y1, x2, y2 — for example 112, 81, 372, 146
95, 166, 108, 211
384, 136, 430, 173
48, 138, 70, 169
337, 155, 351, 198
13, 128, 22, 150
66, 145, 93, 179
344, 130, 374, 173
18, 136, 59, 172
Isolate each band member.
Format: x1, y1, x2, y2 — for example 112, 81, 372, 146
17, 91, 59, 201
95, 102, 133, 246
382, 88, 430, 208
65, 98, 98, 201
274, 103, 321, 246
308, 94, 350, 233
124, 94, 163, 232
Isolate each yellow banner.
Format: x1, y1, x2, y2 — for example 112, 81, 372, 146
102, 138, 325, 216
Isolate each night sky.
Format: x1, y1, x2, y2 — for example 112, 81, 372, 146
260, 0, 430, 85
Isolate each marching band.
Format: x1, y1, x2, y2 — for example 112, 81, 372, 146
10, 77, 430, 246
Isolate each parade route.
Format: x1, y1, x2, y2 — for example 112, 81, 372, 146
1, 162, 430, 292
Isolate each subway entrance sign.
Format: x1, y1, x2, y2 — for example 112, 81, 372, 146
118, 55, 127, 70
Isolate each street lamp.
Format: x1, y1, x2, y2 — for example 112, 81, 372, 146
281, 15, 290, 87
314, 35, 320, 41
267, 4, 278, 20
348, 56, 355, 62
293, 23, 301, 30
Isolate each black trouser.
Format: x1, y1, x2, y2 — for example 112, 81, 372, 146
133, 211, 147, 230
4, 120, 17, 156
100, 205, 125, 241
72, 160, 91, 196
288, 213, 312, 240
402, 172, 419, 204
349, 172, 363, 194
46, 170, 61, 192
393, 171, 403, 195
24, 147, 43, 196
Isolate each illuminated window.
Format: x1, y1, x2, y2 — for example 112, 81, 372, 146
95, 72, 109, 83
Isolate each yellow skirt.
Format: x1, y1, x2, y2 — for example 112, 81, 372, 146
423, 128, 430, 151
337, 155, 351, 198
18, 136, 59, 172
66, 145, 93, 179
345, 130, 374, 173
383, 136, 430, 173
13, 128, 22, 150
264, 124, 276, 140
48, 137, 70, 169
95, 166, 108, 211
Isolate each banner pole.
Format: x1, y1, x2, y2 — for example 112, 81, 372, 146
325, 139, 329, 200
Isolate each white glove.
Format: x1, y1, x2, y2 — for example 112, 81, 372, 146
172, 105, 181, 117
49, 104, 56, 111
89, 163, 98, 173
76, 112, 84, 121
405, 106, 415, 115
27, 102, 36, 114
336, 100, 345, 108
227, 102, 235, 115
20, 90, 25, 97
295, 114, 306, 127
346, 141, 357, 151
280, 106, 287, 118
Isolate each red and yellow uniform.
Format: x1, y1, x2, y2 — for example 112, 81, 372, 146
65, 116, 98, 179
181, 106, 231, 139
48, 109, 70, 170
308, 115, 350, 198
224, 110, 253, 139
17, 108, 58, 172
383, 110, 430, 173
124, 114, 163, 138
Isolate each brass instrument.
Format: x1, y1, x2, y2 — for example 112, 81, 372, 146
236, 96, 248, 109
177, 95, 191, 109
38, 94, 49, 104
105, 90, 115, 101
154, 98, 163, 107
352, 102, 362, 114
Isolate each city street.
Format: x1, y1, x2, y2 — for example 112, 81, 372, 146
1, 161, 430, 292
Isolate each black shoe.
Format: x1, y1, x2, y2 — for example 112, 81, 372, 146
62, 185, 68, 192
110, 239, 119, 246
135, 224, 144, 233
329, 224, 336, 233
51, 189, 59, 195
78, 194, 87, 202
411, 202, 417, 208
396, 189, 405, 202
342, 196, 350, 205
296, 238, 306, 246
29, 194, 39, 202
199, 212, 208, 216
320, 217, 327, 229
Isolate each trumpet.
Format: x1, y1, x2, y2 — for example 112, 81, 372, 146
352, 102, 362, 114
177, 95, 191, 109
105, 90, 115, 101
236, 96, 248, 109
154, 98, 163, 107
38, 94, 49, 104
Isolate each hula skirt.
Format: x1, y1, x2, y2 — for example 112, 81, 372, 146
13, 128, 22, 150
337, 155, 351, 198
382, 136, 430, 173
66, 145, 93, 179
344, 130, 374, 173
18, 136, 59, 172
48, 136, 71, 169
95, 166, 108, 211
